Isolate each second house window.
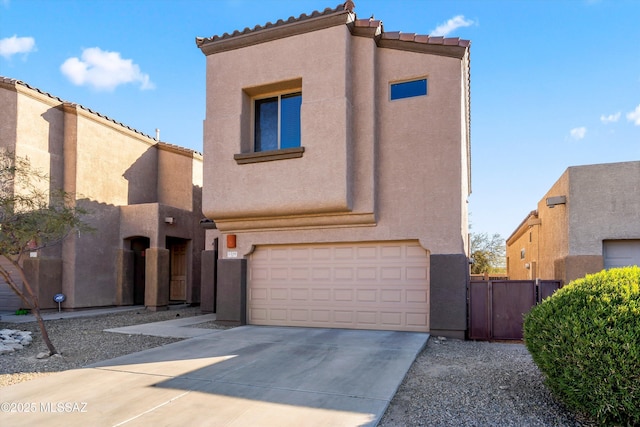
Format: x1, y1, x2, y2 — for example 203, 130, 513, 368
255, 92, 301, 152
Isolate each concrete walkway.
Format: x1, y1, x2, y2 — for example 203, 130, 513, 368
105, 313, 219, 338
1, 319, 428, 427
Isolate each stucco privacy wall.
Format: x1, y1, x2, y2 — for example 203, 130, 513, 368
198, 3, 471, 336
0, 77, 204, 310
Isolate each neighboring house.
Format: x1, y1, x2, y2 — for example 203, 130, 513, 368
507, 161, 640, 283
0, 77, 204, 312
196, 1, 471, 338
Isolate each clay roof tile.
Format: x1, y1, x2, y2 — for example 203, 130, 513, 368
399, 32, 416, 41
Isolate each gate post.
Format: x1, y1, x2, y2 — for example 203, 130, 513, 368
216, 258, 246, 324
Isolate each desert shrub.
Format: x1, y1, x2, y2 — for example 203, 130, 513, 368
524, 266, 640, 426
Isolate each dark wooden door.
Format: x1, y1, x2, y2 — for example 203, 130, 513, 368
170, 242, 187, 301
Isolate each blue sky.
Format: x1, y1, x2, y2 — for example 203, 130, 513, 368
1, 0, 639, 241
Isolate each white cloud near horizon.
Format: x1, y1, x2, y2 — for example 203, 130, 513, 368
60, 47, 155, 91
430, 15, 475, 37
0, 35, 36, 59
570, 127, 587, 140
600, 112, 621, 124
626, 104, 640, 126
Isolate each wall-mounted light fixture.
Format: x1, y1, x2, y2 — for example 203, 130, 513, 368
164, 217, 175, 224
546, 196, 566, 208
199, 218, 217, 229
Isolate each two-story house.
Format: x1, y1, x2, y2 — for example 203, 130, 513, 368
0, 77, 204, 312
197, 1, 471, 337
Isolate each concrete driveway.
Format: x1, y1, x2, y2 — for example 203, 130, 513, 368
1, 325, 428, 426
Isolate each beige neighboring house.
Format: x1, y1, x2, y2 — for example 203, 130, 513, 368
0, 77, 204, 312
507, 161, 640, 284
196, 1, 471, 337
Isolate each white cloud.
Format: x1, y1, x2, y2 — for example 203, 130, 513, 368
0, 35, 36, 59
570, 127, 587, 140
600, 112, 621, 124
60, 47, 155, 91
431, 15, 475, 37
626, 104, 640, 126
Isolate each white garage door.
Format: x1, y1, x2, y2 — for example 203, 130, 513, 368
604, 240, 640, 269
248, 241, 429, 332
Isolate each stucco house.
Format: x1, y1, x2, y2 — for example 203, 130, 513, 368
196, 1, 471, 338
0, 77, 204, 312
506, 161, 640, 283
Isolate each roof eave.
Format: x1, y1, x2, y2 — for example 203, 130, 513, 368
377, 38, 469, 59
197, 10, 354, 56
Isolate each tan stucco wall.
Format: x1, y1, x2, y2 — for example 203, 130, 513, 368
507, 161, 640, 283
1, 80, 204, 309
506, 214, 540, 280
7, 86, 65, 195
70, 106, 158, 206
202, 24, 469, 258
536, 170, 570, 281
568, 162, 640, 254
0, 83, 18, 152
204, 26, 355, 221
158, 145, 203, 211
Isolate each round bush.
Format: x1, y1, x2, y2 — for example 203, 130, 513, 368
524, 266, 640, 426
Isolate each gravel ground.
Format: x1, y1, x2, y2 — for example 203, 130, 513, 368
379, 337, 594, 427
0, 306, 229, 387
1, 309, 592, 425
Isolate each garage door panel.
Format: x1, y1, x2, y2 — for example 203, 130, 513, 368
381, 289, 402, 303
604, 240, 640, 269
270, 288, 287, 300
248, 241, 430, 332
381, 245, 402, 258
290, 288, 308, 300
250, 307, 268, 321
312, 268, 331, 280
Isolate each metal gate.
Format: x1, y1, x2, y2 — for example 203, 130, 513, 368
468, 280, 562, 340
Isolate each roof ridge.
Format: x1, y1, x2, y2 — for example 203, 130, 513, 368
196, 2, 352, 47
377, 30, 470, 47
0, 76, 202, 156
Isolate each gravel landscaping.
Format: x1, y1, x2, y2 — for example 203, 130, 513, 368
0, 306, 225, 387
1, 307, 593, 426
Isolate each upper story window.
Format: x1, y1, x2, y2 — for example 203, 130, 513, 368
390, 78, 427, 101
255, 92, 301, 152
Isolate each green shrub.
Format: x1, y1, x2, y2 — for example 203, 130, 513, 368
524, 266, 640, 426
14, 308, 29, 315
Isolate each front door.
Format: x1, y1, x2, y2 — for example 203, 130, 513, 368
169, 241, 187, 301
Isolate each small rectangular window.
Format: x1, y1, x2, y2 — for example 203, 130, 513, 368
390, 79, 427, 100
255, 92, 301, 152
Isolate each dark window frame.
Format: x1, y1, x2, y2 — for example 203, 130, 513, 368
390, 78, 427, 101
254, 91, 302, 152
